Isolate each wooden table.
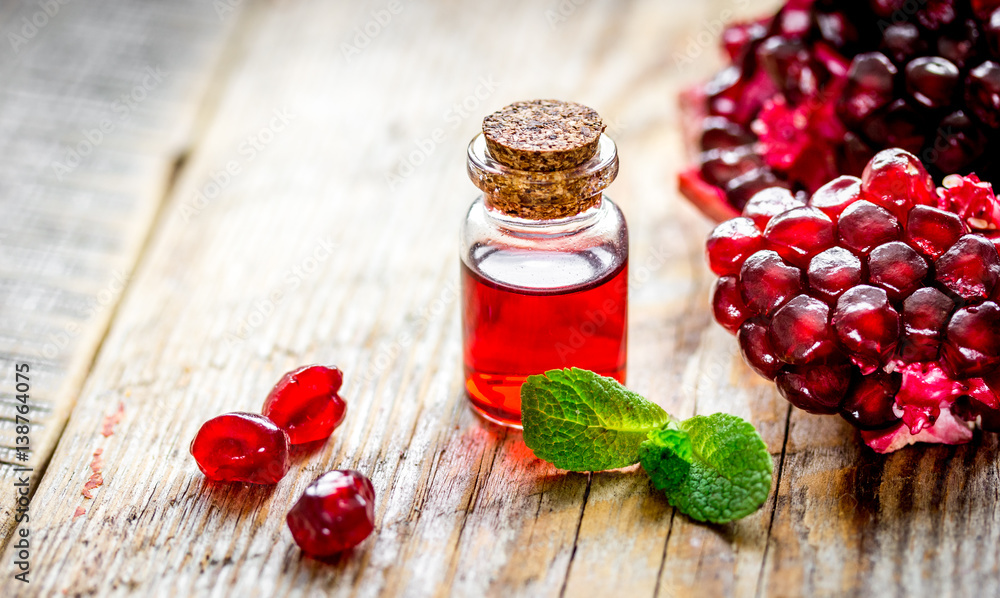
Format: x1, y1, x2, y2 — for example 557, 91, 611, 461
1, 0, 998, 596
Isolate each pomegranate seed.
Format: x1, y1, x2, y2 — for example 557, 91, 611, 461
838, 53, 897, 127
762, 206, 836, 267
712, 276, 754, 334
742, 187, 805, 229
776, 364, 853, 414
942, 301, 1000, 378
881, 23, 926, 64
706, 217, 763, 276
905, 205, 968, 259
808, 175, 863, 218
905, 56, 960, 109
966, 60, 1000, 128
737, 317, 783, 380
900, 287, 955, 362
768, 295, 840, 365
700, 117, 755, 150
837, 200, 901, 254
287, 470, 375, 557
832, 285, 900, 374
739, 250, 803, 315
868, 241, 929, 301
263, 365, 346, 445
840, 372, 902, 430
952, 394, 1000, 431
700, 147, 765, 188
190, 413, 289, 484
807, 247, 863, 304
861, 148, 937, 218
935, 234, 1000, 300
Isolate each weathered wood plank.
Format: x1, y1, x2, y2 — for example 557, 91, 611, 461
0, 0, 243, 549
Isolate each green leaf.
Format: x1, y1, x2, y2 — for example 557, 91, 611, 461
639, 413, 773, 524
521, 368, 671, 471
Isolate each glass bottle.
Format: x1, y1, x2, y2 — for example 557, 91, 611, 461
460, 100, 628, 428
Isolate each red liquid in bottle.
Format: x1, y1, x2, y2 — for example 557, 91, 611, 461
461, 259, 628, 426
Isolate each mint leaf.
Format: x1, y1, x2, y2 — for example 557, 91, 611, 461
521, 368, 671, 471
639, 413, 773, 524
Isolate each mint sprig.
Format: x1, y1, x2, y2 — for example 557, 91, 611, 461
520, 368, 773, 524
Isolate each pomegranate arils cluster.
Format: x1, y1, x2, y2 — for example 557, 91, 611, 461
707, 148, 1000, 452
680, 0, 1000, 221
190, 364, 346, 484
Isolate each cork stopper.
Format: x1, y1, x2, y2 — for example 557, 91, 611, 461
469, 99, 617, 220
483, 100, 605, 171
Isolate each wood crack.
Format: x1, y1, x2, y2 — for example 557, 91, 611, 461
754, 404, 792, 598
558, 472, 592, 598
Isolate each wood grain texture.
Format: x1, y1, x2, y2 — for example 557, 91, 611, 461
0, 0, 242, 548
4, 0, 1000, 596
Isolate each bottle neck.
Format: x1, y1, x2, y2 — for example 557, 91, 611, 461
481, 194, 607, 237
467, 133, 618, 221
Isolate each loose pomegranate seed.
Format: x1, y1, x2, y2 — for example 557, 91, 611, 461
263, 365, 346, 445
768, 294, 840, 365
942, 301, 1000, 378
737, 317, 783, 380
900, 287, 955, 362
706, 217, 763, 276
287, 470, 376, 557
837, 200, 900, 254
762, 206, 836, 267
807, 246, 863, 304
905, 56, 960, 109
190, 413, 290, 484
861, 149, 937, 218
832, 285, 900, 374
739, 250, 803, 315
807, 175, 863, 218
905, 205, 968, 259
776, 364, 853, 414
935, 234, 1000, 300
840, 371, 902, 430
742, 187, 805, 229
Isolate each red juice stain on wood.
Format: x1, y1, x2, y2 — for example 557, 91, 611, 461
101, 402, 125, 437
81, 448, 105, 499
